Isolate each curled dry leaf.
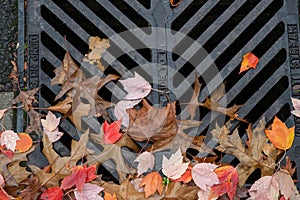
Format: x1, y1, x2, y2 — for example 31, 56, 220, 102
15, 133, 33, 152
139, 172, 163, 198
248, 176, 279, 200
74, 183, 104, 200
239, 52, 259, 74
273, 169, 299, 200
0, 108, 9, 119
10, 88, 39, 111
134, 152, 155, 177
0, 130, 20, 151
291, 97, 300, 117
162, 148, 189, 180
114, 99, 139, 127
41, 111, 64, 143
265, 116, 295, 150
192, 163, 219, 191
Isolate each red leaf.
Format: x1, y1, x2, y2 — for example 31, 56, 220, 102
172, 166, 192, 183
0, 189, 9, 200
103, 119, 123, 144
239, 52, 259, 74
61, 165, 97, 192
209, 166, 239, 200
40, 186, 63, 200
0, 145, 14, 159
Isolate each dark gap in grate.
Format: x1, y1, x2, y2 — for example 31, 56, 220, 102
227, 49, 286, 106
171, 0, 205, 31
246, 169, 261, 185
41, 31, 65, 60
136, 0, 151, 9
276, 103, 292, 122
53, 131, 73, 156
41, 58, 55, 79
245, 76, 289, 123
98, 163, 119, 183
214, 0, 283, 70
203, 0, 260, 53
41, 5, 88, 55
40, 84, 58, 105
51, 0, 107, 38
109, 0, 150, 29
171, 0, 234, 61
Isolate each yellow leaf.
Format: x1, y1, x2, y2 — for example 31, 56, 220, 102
265, 116, 294, 150
104, 192, 117, 200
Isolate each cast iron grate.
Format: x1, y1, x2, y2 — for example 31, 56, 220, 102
25, 0, 300, 188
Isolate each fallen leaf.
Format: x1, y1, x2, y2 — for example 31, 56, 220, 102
103, 119, 123, 144
291, 97, 300, 117
134, 152, 155, 177
282, 156, 296, 176
0, 189, 10, 200
209, 165, 239, 200
239, 52, 259, 74
162, 148, 189, 180
0, 130, 20, 151
139, 172, 163, 198
0, 174, 4, 187
83, 36, 110, 71
15, 133, 33, 152
41, 111, 64, 143
114, 99, 139, 127
40, 186, 64, 200
127, 99, 177, 141
0, 146, 14, 159
74, 183, 104, 200
212, 119, 277, 186
192, 163, 219, 191
248, 176, 279, 200
104, 192, 117, 200
47, 95, 72, 115
172, 165, 192, 183
61, 164, 97, 192
120, 72, 151, 100
10, 88, 39, 111
170, 0, 182, 7
273, 169, 299, 200
164, 181, 198, 199
265, 116, 295, 150
186, 73, 202, 120
25, 109, 43, 134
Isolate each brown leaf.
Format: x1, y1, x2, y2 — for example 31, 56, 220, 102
25, 109, 43, 134
20, 175, 44, 200
47, 95, 72, 115
139, 172, 163, 198
51, 51, 79, 86
87, 125, 139, 182
186, 73, 202, 120
273, 169, 299, 200
127, 99, 177, 141
212, 118, 277, 187
164, 181, 198, 199
11, 88, 39, 111
29, 130, 92, 187
282, 156, 296, 176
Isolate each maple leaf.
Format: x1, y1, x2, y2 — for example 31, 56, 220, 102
212, 119, 278, 186
265, 116, 295, 150
0, 130, 20, 151
120, 72, 151, 100
15, 132, 33, 152
0, 146, 14, 159
103, 119, 123, 144
29, 130, 92, 187
162, 148, 189, 180
291, 97, 300, 117
41, 111, 61, 132
10, 88, 39, 111
134, 152, 155, 177
40, 186, 64, 200
60, 164, 97, 192
209, 165, 239, 200
83, 36, 110, 71
248, 176, 279, 200
114, 99, 139, 127
186, 73, 202, 120
192, 163, 219, 191
282, 156, 296, 176
273, 169, 299, 200
0, 189, 10, 200
127, 99, 177, 142
239, 52, 259, 74
104, 192, 117, 200
26, 109, 43, 134
139, 172, 163, 198
172, 165, 192, 183
74, 183, 104, 200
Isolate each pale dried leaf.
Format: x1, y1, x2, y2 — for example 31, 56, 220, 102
41, 111, 60, 132
0, 108, 9, 119
134, 152, 155, 177
191, 163, 219, 191
273, 169, 299, 200
162, 148, 189, 180
114, 100, 139, 127
248, 176, 279, 200
0, 130, 20, 151
74, 183, 104, 200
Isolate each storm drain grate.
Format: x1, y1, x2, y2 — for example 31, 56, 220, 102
25, 0, 300, 188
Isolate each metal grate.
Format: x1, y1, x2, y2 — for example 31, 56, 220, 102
25, 0, 300, 188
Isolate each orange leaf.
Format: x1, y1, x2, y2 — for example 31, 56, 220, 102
0, 189, 10, 200
103, 119, 123, 144
104, 192, 117, 200
265, 116, 295, 150
170, 0, 182, 7
172, 166, 192, 183
139, 172, 163, 198
15, 133, 33, 152
209, 166, 239, 200
239, 52, 259, 74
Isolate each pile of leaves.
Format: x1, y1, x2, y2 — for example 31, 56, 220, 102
0, 36, 299, 200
